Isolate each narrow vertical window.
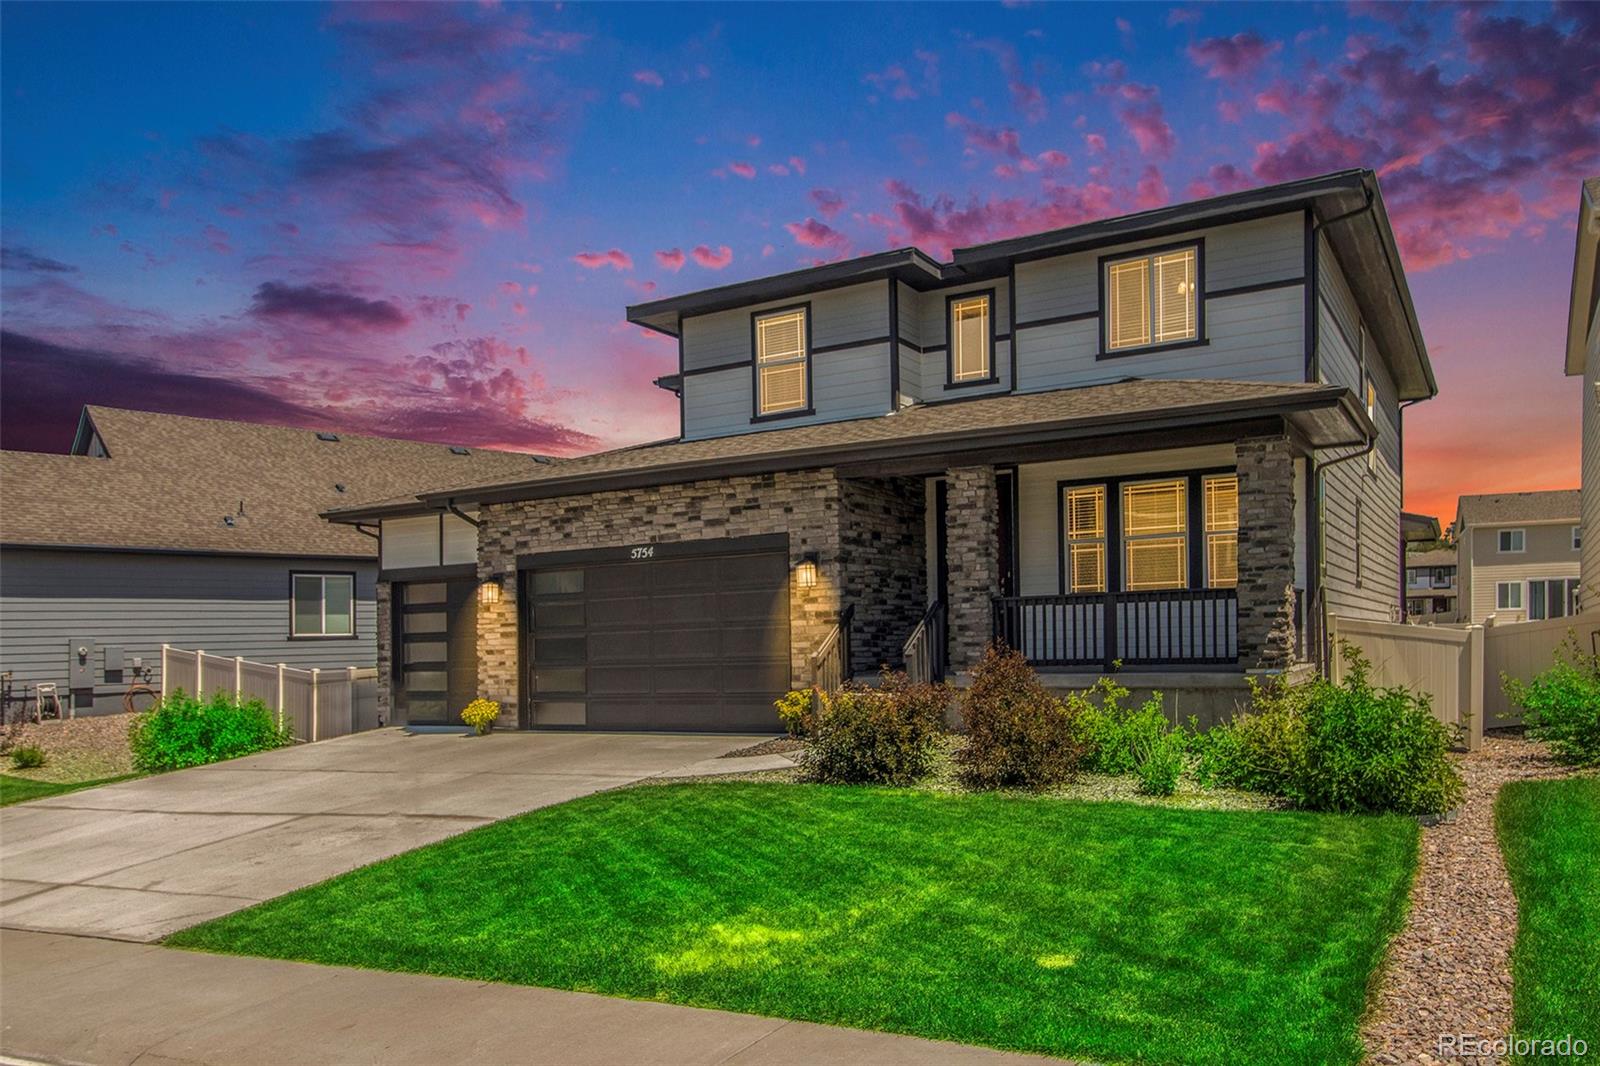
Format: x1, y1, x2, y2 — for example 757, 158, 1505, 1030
755, 308, 808, 416
1203, 475, 1239, 588
1064, 485, 1107, 593
1122, 479, 1187, 590
1365, 372, 1378, 473
948, 293, 992, 383
1105, 245, 1199, 352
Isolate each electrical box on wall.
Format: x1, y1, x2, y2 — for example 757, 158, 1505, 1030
68, 638, 96, 689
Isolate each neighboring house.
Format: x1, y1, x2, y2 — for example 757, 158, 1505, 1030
1564, 176, 1599, 607
328, 169, 1435, 733
1404, 547, 1458, 623
1401, 511, 1442, 545
0, 406, 547, 715
1453, 491, 1582, 624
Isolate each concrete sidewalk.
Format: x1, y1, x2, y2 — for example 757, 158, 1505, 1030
0, 929, 1060, 1066
0, 729, 766, 942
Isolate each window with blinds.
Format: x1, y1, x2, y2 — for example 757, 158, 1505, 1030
1122, 479, 1187, 590
1203, 475, 1238, 588
1063, 485, 1107, 593
1105, 245, 1199, 352
949, 294, 992, 382
755, 308, 808, 415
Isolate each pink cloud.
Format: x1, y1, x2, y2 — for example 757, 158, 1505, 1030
1187, 32, 1282, 79
1104, 82, 1175, 158
573, 249, 633, 271
619, 91, 641, 108
1134, 165, 1169, 210
946, 111, 1025, 160
654, 248, 685, 272
498, 281, 521, 295
785, 217, 850, 255
690, 244, 733, 269
1084, 132, 1107, 154
969, 38, 1047, 123
1166, 7, 1201, 27
810, 188, 847, 218
869, 177, 1118, 259
632, 69, 664, 87
728, 161, 757, 179
1037, 149, 1070, 168
768, 163, 791, 176
788, 155, 807, 175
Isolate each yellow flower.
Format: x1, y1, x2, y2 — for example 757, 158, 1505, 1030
460, 698, 501, 735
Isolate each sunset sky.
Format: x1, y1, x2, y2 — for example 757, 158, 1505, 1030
2, 1, 1596, 522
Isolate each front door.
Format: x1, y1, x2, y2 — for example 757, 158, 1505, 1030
394, 578, 478, 726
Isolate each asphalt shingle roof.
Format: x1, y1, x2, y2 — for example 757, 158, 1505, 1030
0, 406, 552, 556
1405, 548, 1458, 568
1455, 490, 1580, 528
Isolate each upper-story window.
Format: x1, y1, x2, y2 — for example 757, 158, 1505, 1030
948, 292, 993, 384
1103, 244, 1200, 354
754, 306, 809, 417
1574, 526, 1583, 551
1498, 529, 1525, 554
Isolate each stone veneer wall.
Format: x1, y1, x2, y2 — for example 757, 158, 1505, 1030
472, 469, 846, 729
1235, 434, 1298, 670
838, 476, 927, 671
374, 580, 392, 724
944, 465, 999, 673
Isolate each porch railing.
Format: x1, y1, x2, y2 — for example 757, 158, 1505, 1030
811, 605, 855, 692
902, 599, 946, 685
991, 589, 1238, 670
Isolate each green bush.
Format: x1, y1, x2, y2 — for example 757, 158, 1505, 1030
1075, 678, 1170, 774
1504, 635, 1600, 766
798, 671, 946, 785
10, 745, 46, 769
129, 689, 292, 772
1197, 646, 1464, 816
957, 643, 1088, 790
1135, 731, 1185, 796
774, 689, 815, 737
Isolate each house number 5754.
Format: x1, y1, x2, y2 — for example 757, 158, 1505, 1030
630, 546, 655, 560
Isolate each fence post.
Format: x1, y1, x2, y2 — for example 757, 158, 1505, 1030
310, 668, 320, 742
1326, 616, 1340, 681
277, 663, 287, 732
160, 644, 170, 702
1466, 625, 1485, 753
195, 650, 205, 696
347, 666, 358, 736
235, 656, 243, 700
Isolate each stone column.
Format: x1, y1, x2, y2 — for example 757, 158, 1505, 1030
1235, 435, 1298, 670
374, 580, 392, 725
944, 465, 999, 674
475, 504, 520, 728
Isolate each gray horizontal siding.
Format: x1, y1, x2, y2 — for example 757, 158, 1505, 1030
682, 343, 893, 439
0, 549, 379, 701
679, 281, 888, 371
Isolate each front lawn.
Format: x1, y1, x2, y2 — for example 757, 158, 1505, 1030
170, 783, 1417, 1066
1496, 777, 1600, 1061
0, 772, 142, 807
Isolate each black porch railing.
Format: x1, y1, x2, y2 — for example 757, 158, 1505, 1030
992, 589, 1238, 669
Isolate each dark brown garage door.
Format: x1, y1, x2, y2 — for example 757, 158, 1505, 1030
522, 536, 790, 732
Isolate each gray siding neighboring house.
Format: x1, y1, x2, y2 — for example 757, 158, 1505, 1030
0, 406, 544, 716
1565, 176, 1600, 605
334, 169, 1438, 734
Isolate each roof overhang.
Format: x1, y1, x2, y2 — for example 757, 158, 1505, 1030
1565, 177, 1600, 376
326, 385, 1365, 517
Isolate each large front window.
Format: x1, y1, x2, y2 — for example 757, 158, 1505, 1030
1104, 245, 1199, 353
1059, 472, 1240, 594
755, 307, 808, 416
1122, 479, 1188, 591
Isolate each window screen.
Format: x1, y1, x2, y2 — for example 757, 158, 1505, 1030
1063, 485, 1107, 593
1122, 479, 1187, 590
949, 294, 992, 382
756, 308, 808, 415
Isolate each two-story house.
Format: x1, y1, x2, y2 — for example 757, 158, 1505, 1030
1404, 547, 1458, 623
1565, 176, 1599, 609
329, 169, 1435, 733
1453, 491, 1582, 624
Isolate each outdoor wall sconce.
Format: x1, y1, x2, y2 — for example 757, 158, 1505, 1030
477, 577, 503, 606
796, 553, 819, 589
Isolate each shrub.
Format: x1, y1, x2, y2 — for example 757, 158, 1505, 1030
1075, 678, 1170, 774
957, 643, 1088, 790
10, 745, 46, 770
798, 671, 946, 785
774, 689, 815, 737
1136, 731, 1185, 796
1504, 635, 1600, 766
460, 698, 501, 736
128, 689, 291, 772
1198, 647, 1464, 815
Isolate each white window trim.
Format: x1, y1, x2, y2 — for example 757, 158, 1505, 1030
1495, 581, 1523, 611
1497, 528, 1526, 554
291, 573, 356, 638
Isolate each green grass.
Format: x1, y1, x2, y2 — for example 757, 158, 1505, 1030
1496, 777, 1600, 1062
170, 783, 1418, 1066
0, 772, 142, 807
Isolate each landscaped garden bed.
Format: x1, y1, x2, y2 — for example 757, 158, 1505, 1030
169, 780, 1418, 1066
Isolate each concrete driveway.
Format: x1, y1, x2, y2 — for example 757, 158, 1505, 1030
0, 729, 766, 942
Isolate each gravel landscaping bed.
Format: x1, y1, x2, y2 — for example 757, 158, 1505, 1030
1, 713, 137, 783
718, 736, 802, 759
1362, 735, 1574, 1065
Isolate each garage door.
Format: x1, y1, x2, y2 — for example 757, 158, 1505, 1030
523, 537, 790, 732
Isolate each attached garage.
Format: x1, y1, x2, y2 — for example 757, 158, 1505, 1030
520, 534, 791, 732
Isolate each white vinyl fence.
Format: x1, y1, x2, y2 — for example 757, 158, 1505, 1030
160, 645, 380, 742
1326, 613, 1599, 751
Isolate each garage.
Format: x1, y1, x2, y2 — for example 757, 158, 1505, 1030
520, 535, 791, 732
